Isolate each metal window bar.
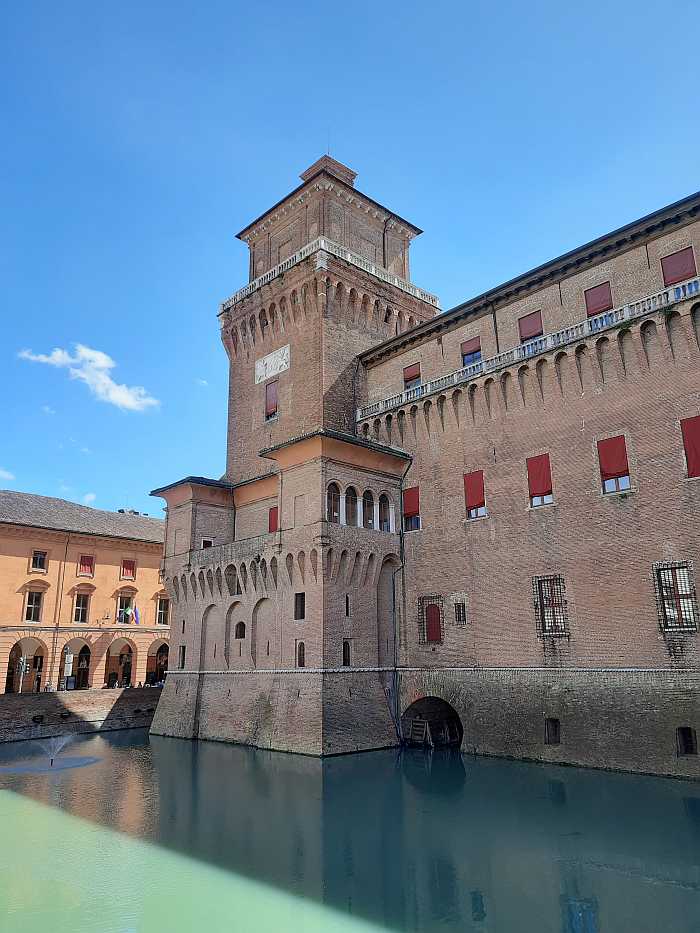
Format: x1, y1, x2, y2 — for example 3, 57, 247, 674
533, 575, 569, 636
654, 562, 699, 632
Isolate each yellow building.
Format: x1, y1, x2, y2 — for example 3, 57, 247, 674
0, 490, 168, 693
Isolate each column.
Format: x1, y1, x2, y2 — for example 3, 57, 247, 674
389, 505, 396, 534
339, 495, 346, 526
373, 500, 380, 531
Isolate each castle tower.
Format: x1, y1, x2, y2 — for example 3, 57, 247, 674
150, 157, 439, 754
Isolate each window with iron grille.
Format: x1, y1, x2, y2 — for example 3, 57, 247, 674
532, 575, 569, 636
454, 602, 467, 625
418, 594, 444, 644
653, 561, 699, 632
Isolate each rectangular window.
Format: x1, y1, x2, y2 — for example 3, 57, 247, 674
157, 597, 170, 626
345, 594, 351, 617
403, 486, 421, 531
178, 645, 186, 669
265, 380, 278, 420
117, 594, 134, 624
533, 574, 569, 636
460, 337, 482, 368
677, 726, 698, 757
268, 506, 279, 534
25, 590, 43, 623
342, 639, 351, 667
294, 592, 306, 621
661, 246, 697, 287
201, 538, 213, 549
545, 717, 561, 745
597, 435, 631, 493
121, 559, 136, 580
74, 593, 89, 624
31, 550, 47, 572
654, 562, 699, 631
78, 554, 94, 577
454, 602, 467, 624
526, 454, 553, 507
464, 470, 486, 519
518, 310, 543, 343
681, 415, 700, 478
403, 363, 421, 390
584, 281, 613, 317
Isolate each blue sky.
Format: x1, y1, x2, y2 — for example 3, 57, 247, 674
1, 0, 698, 517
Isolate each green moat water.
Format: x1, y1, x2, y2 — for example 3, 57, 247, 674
0, 730, 698, 932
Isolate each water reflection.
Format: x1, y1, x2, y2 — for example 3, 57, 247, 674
0, 731, 699, 932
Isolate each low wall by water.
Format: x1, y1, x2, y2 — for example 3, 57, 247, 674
0, 687, 161, 743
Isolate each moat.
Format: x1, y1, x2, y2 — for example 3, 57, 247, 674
0, 730, 698, 932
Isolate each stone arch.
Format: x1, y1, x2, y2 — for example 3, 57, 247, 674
206, 568, 214, 597
224, 600, 242, 666
215, 567, 222, 596
251, 597, 276, 669
337, 550, 349, 584
483, 378, 494, 418
640, 319, 661, 367
377, 554, 401, 667
574, 344, 591, 391
691, 304, 700, 349
665, 309, 688, 360
326, 481, 341, 523
270, 556, 278, 588
364, 552, 377, 587
198, 570, 206, 599
500, 371, 513, 411
436, 395, 447, 431
535, 358, 550, 401
309, 548, 318, 582
285, 552, 294, 585
239, 564, 248, 592
190, 572, 197, 599
180, 574, 188, 601
224, 564, 238, 597
297, 551, 306, 584
172, 576, 180, 602
450, 389, 462, 427
249, 560, 258, 592
401, 696, 463, 747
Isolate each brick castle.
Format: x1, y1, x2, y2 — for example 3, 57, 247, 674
151, 156, 699, 777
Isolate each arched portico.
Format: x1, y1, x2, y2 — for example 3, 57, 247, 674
104, 638, 137, 688
58, 638, 92, 690
146, 640, 169, 684
401, 696, 463, 748
4, 637, 48, 694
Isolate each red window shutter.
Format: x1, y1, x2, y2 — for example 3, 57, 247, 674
265, 381, 278, 417
268, 506, 278, 533
79, 555, 93, 575
597, 435, 629, 482
461, 337, 481, 356
403, 486, 420, 518
464, 471, 485, 510
403, 363, 421, 383
518, 310, 543, 342
584, 281, 613, 317
681, 416, 700, 478
425, 604, 441, 643
661, 247, 697, 287
122, 560, 135, 579
526, 454, 552, 497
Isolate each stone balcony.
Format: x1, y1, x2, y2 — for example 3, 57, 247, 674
357, 275, 700, 421
219, 236, 440, 313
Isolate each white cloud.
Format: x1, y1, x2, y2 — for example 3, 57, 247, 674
82, 492, 96, 505
19, 344, 160, 412
195, 378, 209, 387
41, 405, 56, 415
80, 447, 91, 454
0, 468, 15, 481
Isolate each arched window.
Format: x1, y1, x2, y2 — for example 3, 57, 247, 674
378, 494, 391, 532
342, 640, 351, 667
234, 621, 246, 639
363, 491, 374, 529
297, 641, 305, 668
326, 483, 341, 523
345, 487, 358, 526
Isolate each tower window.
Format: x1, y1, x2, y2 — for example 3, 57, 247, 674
234, 621, 246, 639
526, 454, 553, 507
403, 363, 421, 390
362, 490, 374, 529
326, 484, 340, 523
294, 592, 306, 621
464, 470, 486, 519
584, 281, 613, 317
345, 594, 350, 617
419, 595, 443, 644
268, 506, 279, 533
265, 380, 278, 420
454, 602, 467, 624
533, 574, 569, 636
297, 641, 305, 668
403, 486, 420, 532
677, 726, 698, 756
518, 310, 543, 343
461, 337, 481, 368
378, 494, 391, 532
681, 415, 700, 478
342, 640, 351, 667
597, 435, 630, 493
661, 246, 697, 287
544, 717, 561, 745
653, 562, 698, 631
178, 646, 186, 669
